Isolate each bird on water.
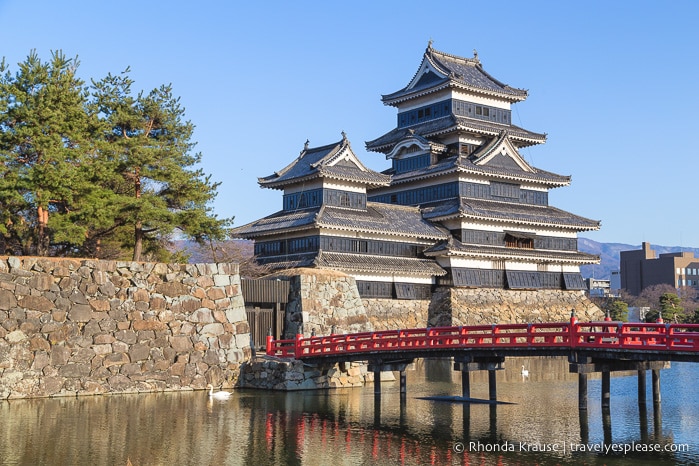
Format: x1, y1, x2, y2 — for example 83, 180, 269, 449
206, 384, 232, 400
521, 365, 529, 378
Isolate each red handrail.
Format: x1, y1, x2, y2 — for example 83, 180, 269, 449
265, 322, 699, 359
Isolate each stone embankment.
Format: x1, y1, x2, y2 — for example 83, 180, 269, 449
428, 288, 603, 326
239, 358, 380, 390
0, 257, 250, 399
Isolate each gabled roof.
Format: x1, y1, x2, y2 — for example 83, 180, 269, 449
423, 237, 600, 264
259, 133, 391, 190
420, 197, 601, 231
378, 133, 569, 189
231, 203, 450, 240
385, 130, 448, 160
365, 114, 546, 153
381, 43, 528, 106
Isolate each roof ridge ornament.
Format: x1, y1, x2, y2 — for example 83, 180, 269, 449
304, 139, 309, 151
473, 49, 480, 64
427, 39, 434, 50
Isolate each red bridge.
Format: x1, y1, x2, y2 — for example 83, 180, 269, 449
266, 317, 699, 411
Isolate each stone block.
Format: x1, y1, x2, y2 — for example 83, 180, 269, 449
68, 304, 92, 322
170, 336, 193, 352
18, 295, 54, 313
59, 363, 90, 378
201, 323, 224, 336
188, 308, 213, 323
0, 290, 17, 310
103, 353, 130, 367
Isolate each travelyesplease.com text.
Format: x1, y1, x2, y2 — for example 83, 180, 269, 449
453, 440, 689, 455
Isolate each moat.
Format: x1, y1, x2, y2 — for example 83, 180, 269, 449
2, 358, 697, 465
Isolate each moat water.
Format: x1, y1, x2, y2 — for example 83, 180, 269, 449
1, 358, 698, 465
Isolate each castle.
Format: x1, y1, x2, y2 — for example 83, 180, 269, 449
232, 44, 600, 302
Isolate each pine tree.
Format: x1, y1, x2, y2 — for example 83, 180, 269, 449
90, 70, 230, 261
0, 51, 98, 255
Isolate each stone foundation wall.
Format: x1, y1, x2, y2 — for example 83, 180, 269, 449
363, 298, 430, 331
0, 257, 250, 399
428, 287, 603, 327
239, 359, 376, 390
275, 269, 373, 338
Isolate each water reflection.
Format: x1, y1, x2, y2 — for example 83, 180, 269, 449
1, 358, 698, 465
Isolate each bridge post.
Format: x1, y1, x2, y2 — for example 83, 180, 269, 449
488, 369, 497, 401
652, 369, 661, 405
601, 370, 611, 410
638, 370, 647, 406
578, 373, 588, 410
461, 370, 470, 399
399, 370, 407, 399
374, 368, 381, 396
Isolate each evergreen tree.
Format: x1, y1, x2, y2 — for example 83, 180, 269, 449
0, 51, 98, 255
90, 70, 230, 261
0, 51, 230, 260
604, 299, 629, 322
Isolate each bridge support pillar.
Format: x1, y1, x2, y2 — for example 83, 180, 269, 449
570, 359, 670, 411
652, 369, 661, 405
373, 369, 381, 396
638, 370, 647, 406
454, 356, 504, 402
399, 370, 407, 399
601, 371, 611, 410
578, 373, 588, 410
461, 371, 470, 399
488, 370, 497, 402
367, 360, 414, 399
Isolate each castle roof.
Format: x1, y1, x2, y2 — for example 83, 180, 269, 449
420, 197, 601, 231
423, 237, 600, 264
365, 114, 546, 153
260, 134, 391, 189
255, 251, 446, 276
231, 202, 449, 240
381, 44, 528, 106
382, 133, 569, 188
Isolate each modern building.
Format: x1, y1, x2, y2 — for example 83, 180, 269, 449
585, 278, 611, 298
233, 44, 600, 296
620, 242, 699, 295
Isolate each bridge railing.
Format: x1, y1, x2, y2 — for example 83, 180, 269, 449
265, 322, 699, 359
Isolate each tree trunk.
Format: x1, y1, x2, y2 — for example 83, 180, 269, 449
132, 169, 142, 261
36, 205, 49, 256
133, 221, 143, 261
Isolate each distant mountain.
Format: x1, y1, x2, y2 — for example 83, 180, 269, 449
579, 238, 699, 280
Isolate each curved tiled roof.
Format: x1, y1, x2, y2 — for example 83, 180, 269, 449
365, 115, 545, 153
421, 197, 600, 231
424, 237, 600, 264
317, 204, 449, 239
384, 154, 569, 188
230, 208, 318, 238
260, 136, 390, 189
314, 251, 446, 276
382, 45, 528, 105
231, 203, 450, 240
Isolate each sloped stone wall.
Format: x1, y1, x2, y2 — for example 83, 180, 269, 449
0, 257, 250, 399
363, 298, 430, 331
428, 287, 603, 327
239, 359, 373, 390
274, 268, 373, 338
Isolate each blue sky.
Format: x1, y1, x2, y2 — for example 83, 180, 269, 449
1, 1, 697, 248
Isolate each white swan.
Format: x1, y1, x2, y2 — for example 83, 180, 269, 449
521, 365, 529, 378
206, 384, 232, 400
